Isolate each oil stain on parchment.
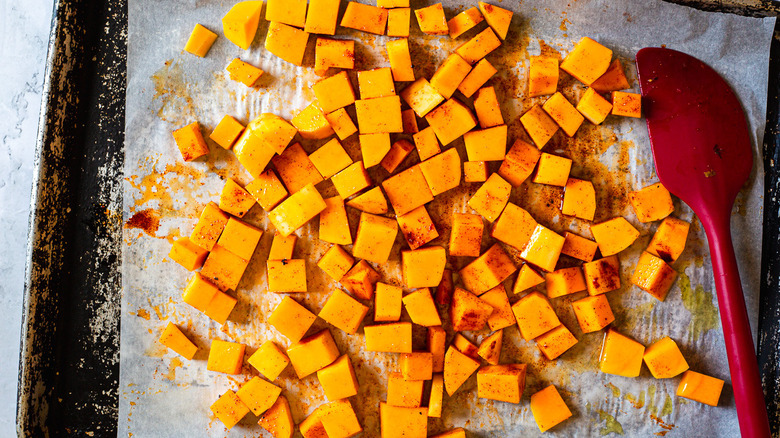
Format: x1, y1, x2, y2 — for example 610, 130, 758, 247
678, 272, 720, 341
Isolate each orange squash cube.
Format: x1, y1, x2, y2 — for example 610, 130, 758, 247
379, 403, 428, 438
453, 333, 479, 359
468, 173, 511, 222
491, 203, 538, 251
401, 108, 419, 134
535, 324, 578, 360
375, 282, 403, 322
477, 330, 503, 365
268, 183, 327, 237
513, 264, 545, 294
477, 364, 526, 403
401, 79, 445, 119
419, 148, 462, 196
216, 218, 262, 260
458, 59, 497, 98
443, 346, 481, 395
207, 339, 246, 374
291, 102, 335, 140
204, 290, 238, 325
387, 8, 411, 37
397, 205, 438, 250
267, 259, 307, 292
201, 245, 249, 291
355, 96, 403, 135
309, 139, 352, 179
480, 285, 516, 331
415, 3, 448, 35
182, 273, 220, 312
331, 161, 372, 199
400, 352, 433, 381
459, 243, 516, 294
572, 294, 615, 333
191, 202, 229, 251
185, 24, 218, 57
319, 289, 369, 334
632, 251, 678, 301
219, 178, 254, 218
428, 326, 447, 372
577, 87, 613, 125
357, 67, 395, 99
318, 245, 355, 282
583, 255, 621, 295
464, 161, 488, 183
599, 328, 645, 377
520, 224, 565, 272
319, 196, 351, 246
533, 153, 572, 186
498, 139, 541, 187
474, 86, 504, 128
246, 169, 288, 211
273, 142, 324, 192
646, 217, 690, 262
612, 91, 642, 118
269, 296, 316, 342
463, 125, 507, 162
512, 291, 560, 340
236, 376, 282, 416
456, 27, 501, 64
259, 395, 295, 438
221, 1, 263, 50
353, 212, 397, 264
299, 405, 329, 438
561, 232, 598, 262
403, 244, 447, 288
305, 0, 340, 35
561, 178, 596, 221
560, 37, 612, 86
340, 2, 388, 35
341, 260, 380, 300
425, 98, 477, 146
520, 105, 558, 149
226, 58, 264, 87
543, 92, 584, 137
528, 56, 559, 97
450, 213, 484, 257
546, 267, 587, 298
530, 385, 572, 432
478, 2, 512, 39
676, 370, 725, 406
364, 322, 413, 353
386, 38, 415, 82
265, 22, 310, 66
382, 139, 415, 174
313, 71, 357, 114
382, 165, 434, 215
268, 232, 297, 261
325, 108, 358, 140
346, 186, 388, 214
321, 399, 362, 438
287, 329, 341, 378
643, 336, 689, 379
211, 390, 250, 430
430, 53, 472, 99
266, 0, 306, 27
317, 354, 360, 400
428, 374, 444, 418
402, 287, 442, 326
169, 237, 208, 271
448, 7, 484, 39
449, 288, 494, 331
590, 217, 640, 256
592, 59, 631, 92
247, 341, 290, 381
159, 322, 198, 359
173, 122, 210, 162
210, 115, 245, 149
629, 182, 675, 223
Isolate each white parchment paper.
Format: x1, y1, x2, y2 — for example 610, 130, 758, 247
120, 0, 775, 436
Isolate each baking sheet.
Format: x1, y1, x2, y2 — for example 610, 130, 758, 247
119, 0, 775, 436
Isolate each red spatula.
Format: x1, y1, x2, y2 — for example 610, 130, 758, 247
636, 47, 770, 437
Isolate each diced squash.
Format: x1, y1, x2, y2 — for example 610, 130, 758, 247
561, 232, 598, 262
318, 354, 360, 400
379, 403, 427, 438
464, 125, 507, 162
419, 148, 462, 196
268, 183, 327, 237
468, 173, 511, 222
599, 328, 645, 377
632, 251, 678, 301
430, 53, 472, 99
237, 112, 297, 156
359, 133, 392, 168
533, 153, 572, 186
629, 182, 675, 223
546, 267, 586, 298
364, 322, 413, 353
182, 273, 220, 313
268, 232, 297, 260
375, 282, 403, 322
459, 243, 516, 294
430, 428, 467, 438
448, 7, 484, 39
217, 217, 262, 260
456, 27, 501, 64
458, 58, 497, 98
201, 245, 249, 291
435, 269, 454, 306
185, 24, 218, 57
387, 8, 411, 37
355, 96, 404, 134
592, 59, 631, 93
318, 245, 355, 282
219, 178, 255, 218
287, 330, 341, 378
576, 87, 613, 125
299, 405, 329, 438
325, 108, 358, 140
226, 58, 264, 86
309, 139, 352, 179
403, 247, 446, 288
478, 2, 512, 39
528, 56, 559, 97
401, 109, 419, 133
203, 290, 238, 325
358, 67, 396, 99
561, 178, 596, 221
676, 371, 725, 406
583, 255, 621, 295
382, 165, 434, 215
248, 341, 290, 381
491, 203, 537, 251
397, 205, 438, 250
173, 122, 210, 162
402, 287, 442, 326
207, 339, 245, 374
453, 333, 479, 359
222, 1, 263, 50
425, 98, 478, 146
512, 291, 560, 340
305, 0, 340, 35
520, 224, 565, 272
387, 372, 425, 407
643, 336, 689, 379
341, 2, 388, 35
400, 78, 445, 118
477, 330, 503, 365
428, 327, 447, 373
612, 91, 642, 118
246, 169, 288, 211
428, 374, 444, 418
169, 237, 208, 271
272, 143, 324, 194
415, 3, 448, 35
386, 38, 415, 82
477, 364, 526, 403
400, 352, 433, 381
211, 390, 250, 430
319, 289, 369, 334
314, 71, 357, 114
412, 127, 441, 162
159, 322, 198, 359
520, 105, 558, 149
265, 22, 310, 66
572, 294, 615, 333
464, 161, 488, 183
513, 264, 545, 294
443, 346, 481, 395
560, 37, 612, 86
543, 92, 584, 137
292, 103, 335, 140
266, 0, 306, 27
474, 86, 504, 128
536, 324, 578, 360
353, 212, 398, 264
450, 213, 484, 257
530, 385, 572, 432
481, 285, 516, 331
346, 186, 388, 214
449, 288, 494, 331
236, 376, 282, 416
259, 395, 295, 438
646, 217, 690, 262
269, 297, 316, 342
341, 260, 380, 300
498, 139, 541, 186
332, 162, 372, 199
381, 139, 415, 173
210, 115, 245, 150
590, 217, 640, 256
321, 399, 363, 438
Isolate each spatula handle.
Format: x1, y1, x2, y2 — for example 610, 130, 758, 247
704, 213, 770, 438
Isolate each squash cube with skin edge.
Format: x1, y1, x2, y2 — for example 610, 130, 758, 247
499, 139, 541, 187
561, 178, 596, 221
592, 59, 631, 92
318, 354, 360, 401
464, 125, 508, 162
632, 251, 678, 301
521, 105, 559, 149
246, 169, 288, 211
402, 288, 442, 326
346, 186, 388, 214
341, 2, 388, 35
268, 183, 327, 237
248, 341, 290, 381
382, 165, 434, 216
341, 260, 380, 300
572, 294, 615, 333
379, 403, 428, 438
512, 291, 561, 340
448, 7, 484, 39
428, 374, 444, 418
458, 58, 497, 98
591, 217, 640, 257
287, 330, 341, 378
415, 3, 448, 35
536, 324, 578, 360
321, 399, 363, 438
210, 116, 245, 150
401, 109, 419, 134
419, 148, 462, 196
353, 212, 397, 264
533, 153, 572, 187
459, 243, 516, 294
313, 71, 357, 114
577, 87, 613, 125
221, 1, 263, 50
268, 232, 297, 260
325, 108, 358, 140
513, 264, 546, 295
259, 395, 295, 438
453, 333, 479, 359
236, 376, 282, 416
207, 340, 246, 374
364, 322, 413, 353
477, 330, 503, 365
388, 8, 411, 38
397, 205, 438, 250
677, 371, 725, 406
204, 290, 238, 325
292, 103, 335, 140
474, 86, 504, 128
319, 196, 352, 246
359, 133, 392, 169
647, 217, 690, 262
211, 390, 250, 430
530, 385, 573, 432
265, 22, 310, 66
450, 213, 483, 257
159, 322, 198, 360
456, 27, 502, 65
217, 218, 262, 260
612, 91, 642, 118
583, 255, 621, 295
491, 203, 538, 251
560, 37, 612, 85
599, 328, 645, 377
450, 288, 494, 331
528, 57, 559, 97
468, 173, 511, 222
477, 364, 527, 404
219, 178, 255, 218
355, 96, 404, 135
629, 182, 675, 223
400, 79, 445, 118
375, 282, 403, 322
305, 0, 340, 35
169, 237, 208, 271
520, 224, 565, 272
561, 232, 599, 262
185, 24, 218, 57
201, 245, 249, 291
266, 0, 306, 27
332, 162, 372, 199
543, 92, 584, 137
319, 289, 369, 334
430, 53, 472, 99
464, 161, 488, 183
358, 67, 396, 100
443, 346, 481, 395
546, 267, 587, 299
182, 273, 220, 313
309, 138, 352, 179
267, 259, 307, 293
412, 127, 441, 162
173, 122, 209, 162
428, 326, 447, 372
381, 139, 415, 174
643, 336, 689, 379
481, 285, 516, 331
272, 143, 324, 194
401, 352, 434, 381
318, 245, 355, 282
386, 38, 415, 82
226, 58, 264, 87
269, 296, 316, 342
425, 98, 477, 146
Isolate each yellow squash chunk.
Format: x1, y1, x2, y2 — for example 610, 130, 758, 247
583, 255, 621, 295
401, 78, 445, 118
512, 291, 560, 340
397, 205, 438, 250
474, 86, 504, 128
458, 58, 497, 98
592, 59, 631, 92
448, 7, 484, 39
319, 289, 369, 334
379, 403, 427, 438
185, 24, 218, 57
387, 372, 424, 407
217, 217, 263, 260
292, 103, 335, 140
520, 105, 558, 149
268, 183, 327, 237
572, 294, 615, 333
428, 327, 447, 372
647, 217, 690, 262
561, 232, 598, 262
477, 330, 503, 365
233, 131, 274, 178
481, 285, 516, 331
533, 152, 572, 186
375, 282, 403, 322
266, 0, 306, 27
247, 341, 290, 381
513, 264, 545, 294
530, 385, 572, 432
478, 2, 512, 39
477, 364, 526, 403
612, 91, 642, 118
222, 1, 263, 50
305, 0, 340, 35
443, 346, 481, 395
414, 3, 448, 35
419, 148, 462, 196
643, 336, 689, 379
207, 339, 245, 374
357, 67, 396, 99
498, 139, 541, 186
319, 196, 351, 245
456, 27, 502, 64
273, 143, 325, 193
560, 37, 612, 85
401, 352, 433, 381
356, 96, 404, 134
341, 260, 380, 300
236, 376, 282, 416
268, 296, 316, 342
450, 213, 483, 257
325, 108, 358, 140
536, 324, 578, 360
201, 245, 249, 291
313, 71, 357, 114
268, 232, 297, 260
382, 164, 434, 215
464, 125, 507, 162
332, 162, 372, 199
341, 2, 388, 34
268, 259, 307, 292
358, 133, 392, 169
561, 178, 596, 221
172, 122, 209, 162
381, 139, 415, 174
425, 98, 478, 146
412, 126, 441, 162
211, 390, 250, 430
386, 38, 415, 82
364, 322, 413, 353
318, 245, 355, 282
632, 251, 678, 301
436, 269, 454, 306
299, 405, 329, 438
546, 266, 586, 298
676, 370, 725, 406
210, 115, 245, 150
204, 290, 238, 325
402, 108, 419, 133
543, 92, 584, 137
265, 22, 310, 66
577, 87, 613, 125
317, 354, 360, 400
468, 173, 511, 222
309, 138, 352, 179
403, 245, 447, 286
246, 169, 288, 211
321, 399, 363, 438
387, 8, 411, 37
226, 58, 264, 86
449, 288, 494, 331
346, 186, 388, 214
353, 212, 398, 264
520, 224, 565, 272
453, 333, 479, 359
159, 322, 197, 359
287, 330, 340, 378
629, 182, 675, 223
428, 374, 444, 418
599, 328, 645, 377
430, 53, 472, 99
464, 161, 488, 183
241, 112, 298, 155
431, 429, 467, 438
259, 395, 295, 438
491, 203, 537, 251
590, 217, 640, 256
459, 243, 516, 294
182, 273, 219, 312
402, 287, 442, 326
528, 56, 559, 97
169, 237, 208, 271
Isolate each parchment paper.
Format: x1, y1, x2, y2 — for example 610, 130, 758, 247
119, 0, 775, 436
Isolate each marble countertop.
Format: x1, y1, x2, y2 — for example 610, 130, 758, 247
0, 0, 55, 431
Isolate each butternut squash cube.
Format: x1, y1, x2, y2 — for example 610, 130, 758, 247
572, 294, 614, 333
474, 86, 504, 128
318, 245, 355, 282
364, 322, 413, 353
319, 289, 369, 334
265, 22, 310, 66
520, 224, 565, 272
632, 251, 678, 301
325, 108, 358, 140
381, 139, 415, 174
299, 405, 328, 438
173, 122, 209, 162
375, 282, 403, 322
460, 243, 516, 294
583, 255, 621, 295
643, 336, 689, 379
437, 269, 455, 305
341, 260, 380, 300
403, 245, 447, 287
379, 403, 427, 438
273, 143, 324, 194
464, 125, 507, 162
259, 395, 295, 438
646, 217, 690, 262
612, 91, 642, 118
512, 291, 560, 340
305, 0, 340, 35
530, 385, 572, 432
402, 288, 442, 326
411, 128, 440, 163
266, 0, 306, 27
577, 87, 613, 125
159, 322, 198, 359
431, 429, 466, 438
458, 58, 497, 98
320, 196, 352, 245
346, 186, 388, 214
415, 3, 448, 35
397, 205, 438, 250
468, 173, 511, 222
491, 203, 538, 251
521, 105, 558, 149
211, 390, 250, 430
428, 326, 447, 372
450, 213, 483, 257
233, 133, 275, 179
332, 162, 372, 199
356, 95, 404, 134
546, 267, 587, 298
236, 376, 282, 416
321, 399, 363, 438
237, 112, 298, 156
477, 330, 503, 365
529, 56, 559, 97
590, 217, 640, 256
292, 103, 335, 140
561, 178, 596, 221
676, 371, 725, 406
456, 27, 502, 64
599, 328, 645, 377
387, 372, 424, 407
353, 212, 398, 264
226, 58, 264, 87
201, 245, 249, 291
419, 148, 462, 196
221, 1, 263, 50
268, 232, 297, 260
428, 374, 444, 418
560, 37, 612, 86
592, 59, 631, 93
185, 24, 218, 57
246, 169, 288, 211
453, 333, 479, 359
448, 7, 484, 39
207, 339, 245, 374
219, 178, 254, 218
425, 98, 477, 146
217, 217, 263, 260
386, 38, 415, 82
269, 296, 316, 342
477, 364, 526, 403
313, 71, 357, 114
318, 354, 360, 400
533, 153, 572, 186
169, 237, 208, 271
629, 182, 675, 223
443, 346, 481, 395
464, 161, 488, 183
387, 8, 411, 37
358, 67, 396, 99
182, 273, 219, 312
268, 183, 327, 237
543, 92, 584, 137
287, 329, 341, 378
478, 1, 512, 39
401, 352, 433, 381
309, 138, 352, 179
481, 285, 516, 331
561, 232, 598, 262
430, 53, 472, 99
360, 132, 392, 168
449, 288, 494, 331
341, 2, 388, 35
204, 290, 238, 325
211, 115, 245, 150
247, 341, 290, 381
382, 165, 434, 215
513, 264, 545, 294
400, 78, 445, 118
535, 324, 578, 360
498, 139, 541, 187
402, 108, 419, 134
268, 259, 307, 292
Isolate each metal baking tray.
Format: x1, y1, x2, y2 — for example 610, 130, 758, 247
15, 0, 780, 435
